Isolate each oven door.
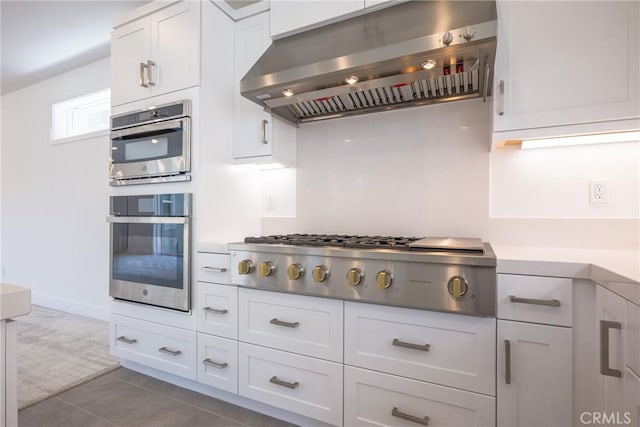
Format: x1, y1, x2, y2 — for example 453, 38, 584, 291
110, 117, 191, 180
108, 216, 190, 312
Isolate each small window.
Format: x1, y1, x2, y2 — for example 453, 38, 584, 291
52, 89, 110, 142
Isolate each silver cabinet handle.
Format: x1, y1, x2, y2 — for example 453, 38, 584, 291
392, 407, 429, 426
202, 266, 227, 273
600, 320, 622, 378
139, 62, 148, 88
146, 60, 156, 86
203, 307, 228, 315
509, 295, 561, 307
261, 119, 268, 144
203, 358, 228, 369
482, 57, 490, 102
269, 376, 299, 389
504, 339, 511, 384
116, 336, 137, 345
392, 338, 430, 352
270, 318, 300, 328
498, 79, 505, 115
158, 346, 181, 356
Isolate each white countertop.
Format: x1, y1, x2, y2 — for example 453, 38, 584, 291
197, 242, 229, 254
0, 283, 32, 320
494, 246, 640, 305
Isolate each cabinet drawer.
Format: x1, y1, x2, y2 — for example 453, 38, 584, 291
197, 252, 230, 284
345, 366, 495, 427
197, 334, 238, 394
345, 302, 495, 395
497, 274, 572, 326
110, 314, 196, 380
196, 283, 238, 339
238, 342, 343, 426
628, 302, 640, 376
239, 288, 343, 362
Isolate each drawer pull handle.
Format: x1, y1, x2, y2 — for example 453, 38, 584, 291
202, 266, 227, 273
158, 346, 181, 356
505, 339, 511, 384
392, 407, 429, 425
392, 338, 430, 352
203, 358, 228, 369
270, 318, 300, 328
269, 376, 299, 389
204, 307, 228, 315
509, 296, 561, 307
116, 336, 137, 345
600, 320, 622, 378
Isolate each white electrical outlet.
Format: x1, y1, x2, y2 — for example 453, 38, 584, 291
589, 180, 608, 204
264, 192, 276, 211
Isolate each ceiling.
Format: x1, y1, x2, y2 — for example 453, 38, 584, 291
1, 0, 149, 95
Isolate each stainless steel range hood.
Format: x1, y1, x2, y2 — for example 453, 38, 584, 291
240, 1, 497, 126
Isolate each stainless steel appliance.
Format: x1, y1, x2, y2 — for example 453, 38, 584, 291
229, 234, 496, 316
108, 193, 191, 312
241, 1, 497, 125
110, 100, 191, 186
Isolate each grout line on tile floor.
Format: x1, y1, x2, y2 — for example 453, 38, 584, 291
50, 397, 119, 426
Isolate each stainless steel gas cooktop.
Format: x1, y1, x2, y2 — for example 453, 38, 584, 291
229, 234, 497, 316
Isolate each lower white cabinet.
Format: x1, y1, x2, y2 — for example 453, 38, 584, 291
238, 342, 343, 426
196, 282, 238, 339
497, 320, 572, 427
344, 366, 495, 427
345, 301, 496, 395
197, 333, 238, 394
111, 314, 197, 380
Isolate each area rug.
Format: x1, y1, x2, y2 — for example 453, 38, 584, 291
15, 305, 120, 409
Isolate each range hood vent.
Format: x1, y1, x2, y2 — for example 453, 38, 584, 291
240, 1, 497, 126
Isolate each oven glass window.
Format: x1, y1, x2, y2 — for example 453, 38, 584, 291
112, 223, 184, 289
111, 126, 183, 163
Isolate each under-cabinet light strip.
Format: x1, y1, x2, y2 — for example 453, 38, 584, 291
520, 130, 640, 149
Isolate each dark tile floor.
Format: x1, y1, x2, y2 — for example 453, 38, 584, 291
18, 367, 298, 427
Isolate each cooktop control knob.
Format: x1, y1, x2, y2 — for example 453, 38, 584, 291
346, 268, 363, 287
312, 265, 329, 283
238, 260, 254, 275
447, 276, 469, 298
376, 270, 393, 289
442, 31, 454, 46
287, 263, 304, 280
462, 25, 475, 41
258, 261, 275, 277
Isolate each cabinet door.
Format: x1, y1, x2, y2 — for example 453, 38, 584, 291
111, 17, 151, 106
497, 320, 572, 427
625, 367, 640, 426
493, 1, 639, 132
233, 12, 273, 160
270, 1, 363, 38
149, 1, 200, 97
596, 286, 627, 416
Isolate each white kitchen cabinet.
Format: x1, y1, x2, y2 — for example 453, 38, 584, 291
233, 12, 296, 166
596, 286, 627, 417
497, 320, 572, 427
238, 342, 343, 426
197, 333, 238, 394
492, 0, 639, 147
345, 366, 496, 427
270, 1, 363, 39
196, 252, 230, 285
111, 1, 201, 106
196, 282, 238, 339
625, 367, 640, 426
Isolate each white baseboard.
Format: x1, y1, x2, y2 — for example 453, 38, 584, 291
31, 293, 110, 321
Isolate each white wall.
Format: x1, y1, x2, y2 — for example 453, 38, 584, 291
1, 58, 111, 320
296, 98, 640, 252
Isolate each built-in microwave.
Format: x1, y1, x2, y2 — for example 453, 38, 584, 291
110, 100, 191, 186
107, 193, 191, 312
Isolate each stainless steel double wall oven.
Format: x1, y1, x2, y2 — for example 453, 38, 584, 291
108, 193, 192, 312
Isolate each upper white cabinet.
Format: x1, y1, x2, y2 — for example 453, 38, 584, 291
111, 1, 201, 106
493, 0, 639, 146
233, 12, 296, 165
270, 1, 363, 39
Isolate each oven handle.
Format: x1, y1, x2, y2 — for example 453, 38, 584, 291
110, 118, 185, 140
106, 216, 189, 224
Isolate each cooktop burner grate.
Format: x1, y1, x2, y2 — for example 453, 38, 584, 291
244, 234, 424, 250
